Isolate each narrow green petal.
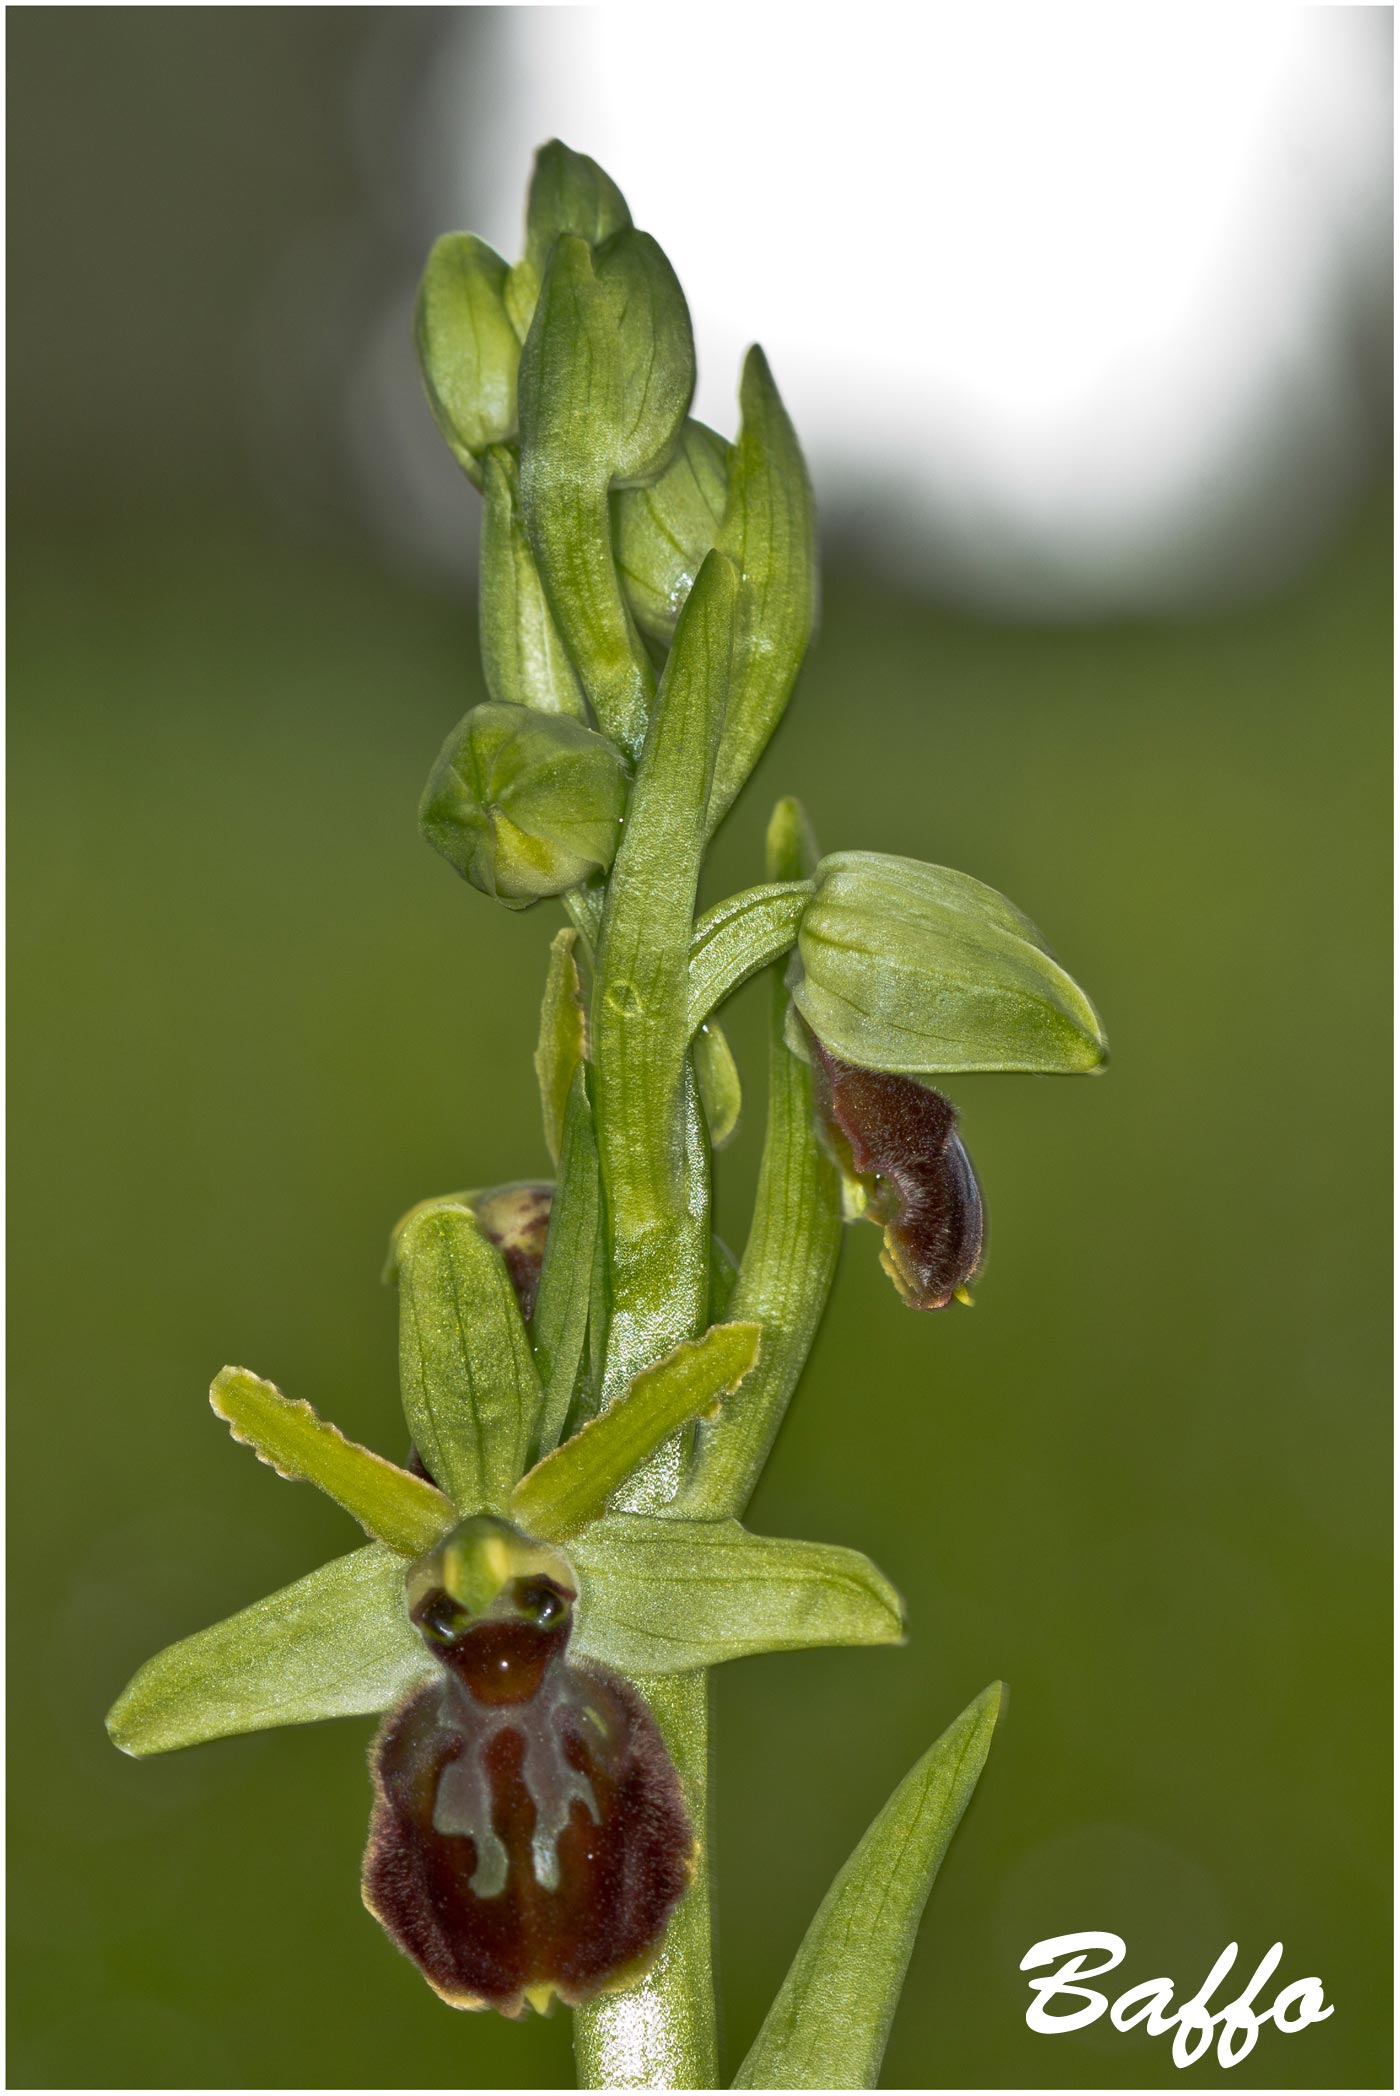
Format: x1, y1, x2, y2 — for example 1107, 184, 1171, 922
694, 1018, 742, 1150
531, 1064, 602, 1455
105, 1544, 434, 1758
680, 800, 841, 1519
210, 1367, 453, 1555
687, 880, 812, 1034
733, 1683, 1003, 2089
534, 925, 588, 1166
511, 1323, 760, 1540
570, 1515, 904, 1676
396, 1201, 543, 1512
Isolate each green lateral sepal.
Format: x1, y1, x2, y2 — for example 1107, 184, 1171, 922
210, 1367, 453, 1555
511, 1321, 761, 1540
570, 1515, 904, 1676
105, 1543, 434, 1757
395, 1199, 543, 1511
733, 1683, 1003, 2089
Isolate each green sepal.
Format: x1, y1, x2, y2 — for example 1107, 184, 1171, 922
687, 880, 812, 1034
210, 1367, 453, 1556
792, 851, 1108, 1075
706, 349, 818, 835
105, 1544, 435, 1758
518, 231, 695, 755
733, 1683, 1003, 2089
505, 139, 632, 340
534, 926, 588, 1166
511, 1321, 760, 1540
694, 1019, 742, 1150
480, 446, 588, 719
415, 234, 520, 484
614, 418, 731, 646
682, 799, 842, 1519
395, 1200, 543, 1511
531, 1064, 602, 1455
569, 1515, 904, 1676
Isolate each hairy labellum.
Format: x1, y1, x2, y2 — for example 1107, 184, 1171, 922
363, 1518, 693, 2017
805, 1027, 984, 1311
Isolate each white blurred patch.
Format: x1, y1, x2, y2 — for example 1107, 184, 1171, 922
371, 6, 1391, 616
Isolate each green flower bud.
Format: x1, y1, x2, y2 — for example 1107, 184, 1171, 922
415, 235, 520, 484
419, 702, 627, 909
790, 852, 1107, 1076
614, 419, 730, 646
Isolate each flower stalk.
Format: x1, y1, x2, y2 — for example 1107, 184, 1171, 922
103, 139, 1106, 2091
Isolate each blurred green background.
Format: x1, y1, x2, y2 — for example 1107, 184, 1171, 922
9, 11, 1391, 2090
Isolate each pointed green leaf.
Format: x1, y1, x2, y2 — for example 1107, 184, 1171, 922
396, 1201, 543, 1512
706, 349, 818, 836
733, 1683, 1004, 2089
512, 1323, 760, 1541
592, 551, 737, 1404
210, 1368, 453, 1555
518, 230, 695, 755
534, 926, 588, 1166
694, 1018, 742, 1150
505, 139, 632, 339
569, 1515, 904, 1676
480, 446, 588, 719
415, 234, 519, 483
531, 1065, 602, 1455
105, 1544, 434, 1758
687, 880, 812, 1034
681, 800, 842, 1519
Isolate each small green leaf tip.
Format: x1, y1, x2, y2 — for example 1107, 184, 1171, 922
511, 1322, 761, 1539
734, 1682, 1004, 2089
792, 852, 1107, 1076
211, 1367, 454, 1556
419, 701, 628, 908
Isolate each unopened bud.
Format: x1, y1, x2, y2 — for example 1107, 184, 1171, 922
614, 419, 730, 646
419, 702, 627, 908
415, 235, 520, 482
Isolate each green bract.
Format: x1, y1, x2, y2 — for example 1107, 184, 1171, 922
108, 138, 1106, 2091
419, 700, 627, 906
791, 849, 1108, 1076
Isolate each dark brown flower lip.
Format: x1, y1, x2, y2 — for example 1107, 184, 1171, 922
804, 1024, 984, 1312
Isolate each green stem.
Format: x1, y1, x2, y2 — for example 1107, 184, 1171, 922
572, 1672, 716, 2089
